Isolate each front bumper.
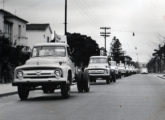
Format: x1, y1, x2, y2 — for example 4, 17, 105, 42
89, 74, 110, 80
89, 74, 109, 77
12, 78, 67, 86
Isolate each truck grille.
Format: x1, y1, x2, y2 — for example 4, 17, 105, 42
21, 67, 59, 79
88, 69, 105, 74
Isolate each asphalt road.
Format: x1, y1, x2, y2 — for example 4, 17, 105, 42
1, 74, 165, 120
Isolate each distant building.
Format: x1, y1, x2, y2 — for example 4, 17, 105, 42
26, 23, 53, 48
138, 62, 147, 68
0, 9, 28, 46
124, 55, 132, 64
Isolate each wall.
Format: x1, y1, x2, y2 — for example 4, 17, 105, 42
27, 27, 52, 48
6, 18, 27, 46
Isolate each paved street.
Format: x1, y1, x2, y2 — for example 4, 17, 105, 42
1, 74, 165, 120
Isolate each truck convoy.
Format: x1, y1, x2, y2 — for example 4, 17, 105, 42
86, 56, 138, 84
12, 36, 138, 100
12, 37, 90, 100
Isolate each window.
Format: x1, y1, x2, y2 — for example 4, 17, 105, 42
90, 58, 107, 63
47, 37, 49, 43
32, 46, 66, 57
4, 22, 12, 40
18, 25, 21, 39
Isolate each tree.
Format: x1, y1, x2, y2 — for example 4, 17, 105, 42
67, 33, 100, 67
110, 36, 123, 63
147, 44, 165, 73
0, 36, 30, 83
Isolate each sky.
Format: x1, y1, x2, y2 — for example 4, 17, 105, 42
1, 0, 165, 63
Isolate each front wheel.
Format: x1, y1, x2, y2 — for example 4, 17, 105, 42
18, 86, 29, 101
61, 83, 70, 98
112, 74, 116, 83
106, 78, 110, 84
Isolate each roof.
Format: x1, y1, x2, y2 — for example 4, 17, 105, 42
33, 43, 68, 47
124, 55, 132, 60
0, 9, 28, 23
26, 24, 52, 33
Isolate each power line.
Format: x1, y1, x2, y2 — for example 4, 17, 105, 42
100, 27, 111, 51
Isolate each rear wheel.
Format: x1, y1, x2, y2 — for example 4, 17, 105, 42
112, 74, 116, 82
18, 86, 29, 101
106, 77, 110, 84
77, 72, 83, 92
83, 70, 90, 92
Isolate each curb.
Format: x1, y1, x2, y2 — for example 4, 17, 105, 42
0, 91, 17, 98
157, 76, 165, 79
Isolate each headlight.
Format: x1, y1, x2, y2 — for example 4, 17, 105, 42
104, 70, 108, 74
54, 69, 62, 78
16, 71, 23, 79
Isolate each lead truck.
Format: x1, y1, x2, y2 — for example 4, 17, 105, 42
12, 36, 90, 100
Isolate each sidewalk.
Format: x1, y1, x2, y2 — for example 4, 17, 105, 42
154, 73, 165, 79
0, 83, 17, 97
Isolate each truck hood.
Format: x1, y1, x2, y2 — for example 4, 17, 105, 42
25, 57, 67, 66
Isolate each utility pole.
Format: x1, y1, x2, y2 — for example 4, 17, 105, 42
135, 47, 139, 63
100, 27, 110, 52
64, 0, 67, 35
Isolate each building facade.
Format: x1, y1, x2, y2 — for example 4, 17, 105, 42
0, 9, 28, 46
26, 24, 52, 48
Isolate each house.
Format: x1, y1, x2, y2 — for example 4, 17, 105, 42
26, 23, 53, 48
0, 9, 28, 46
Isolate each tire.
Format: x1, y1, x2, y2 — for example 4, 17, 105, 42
18, 86, 29, 101
118, 73, 121, 79
82, 70, 90, 92
76, 72, 83, 92
112, 74, 116, 83
42, 86, 49, 93
42, 86, 54, 94
91, 77, 96, 83
49, 88, 55, 93
106, 77, 110, 84
61, 73, 71, 98
61, 83, 70, 98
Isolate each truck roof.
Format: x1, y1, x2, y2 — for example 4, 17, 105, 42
33, 42, 68, 47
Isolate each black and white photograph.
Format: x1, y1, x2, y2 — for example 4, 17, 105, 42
0, 0, 165, 120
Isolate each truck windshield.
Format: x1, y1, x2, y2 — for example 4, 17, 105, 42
90, 58, 107, 63
32, 46, 66, 57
